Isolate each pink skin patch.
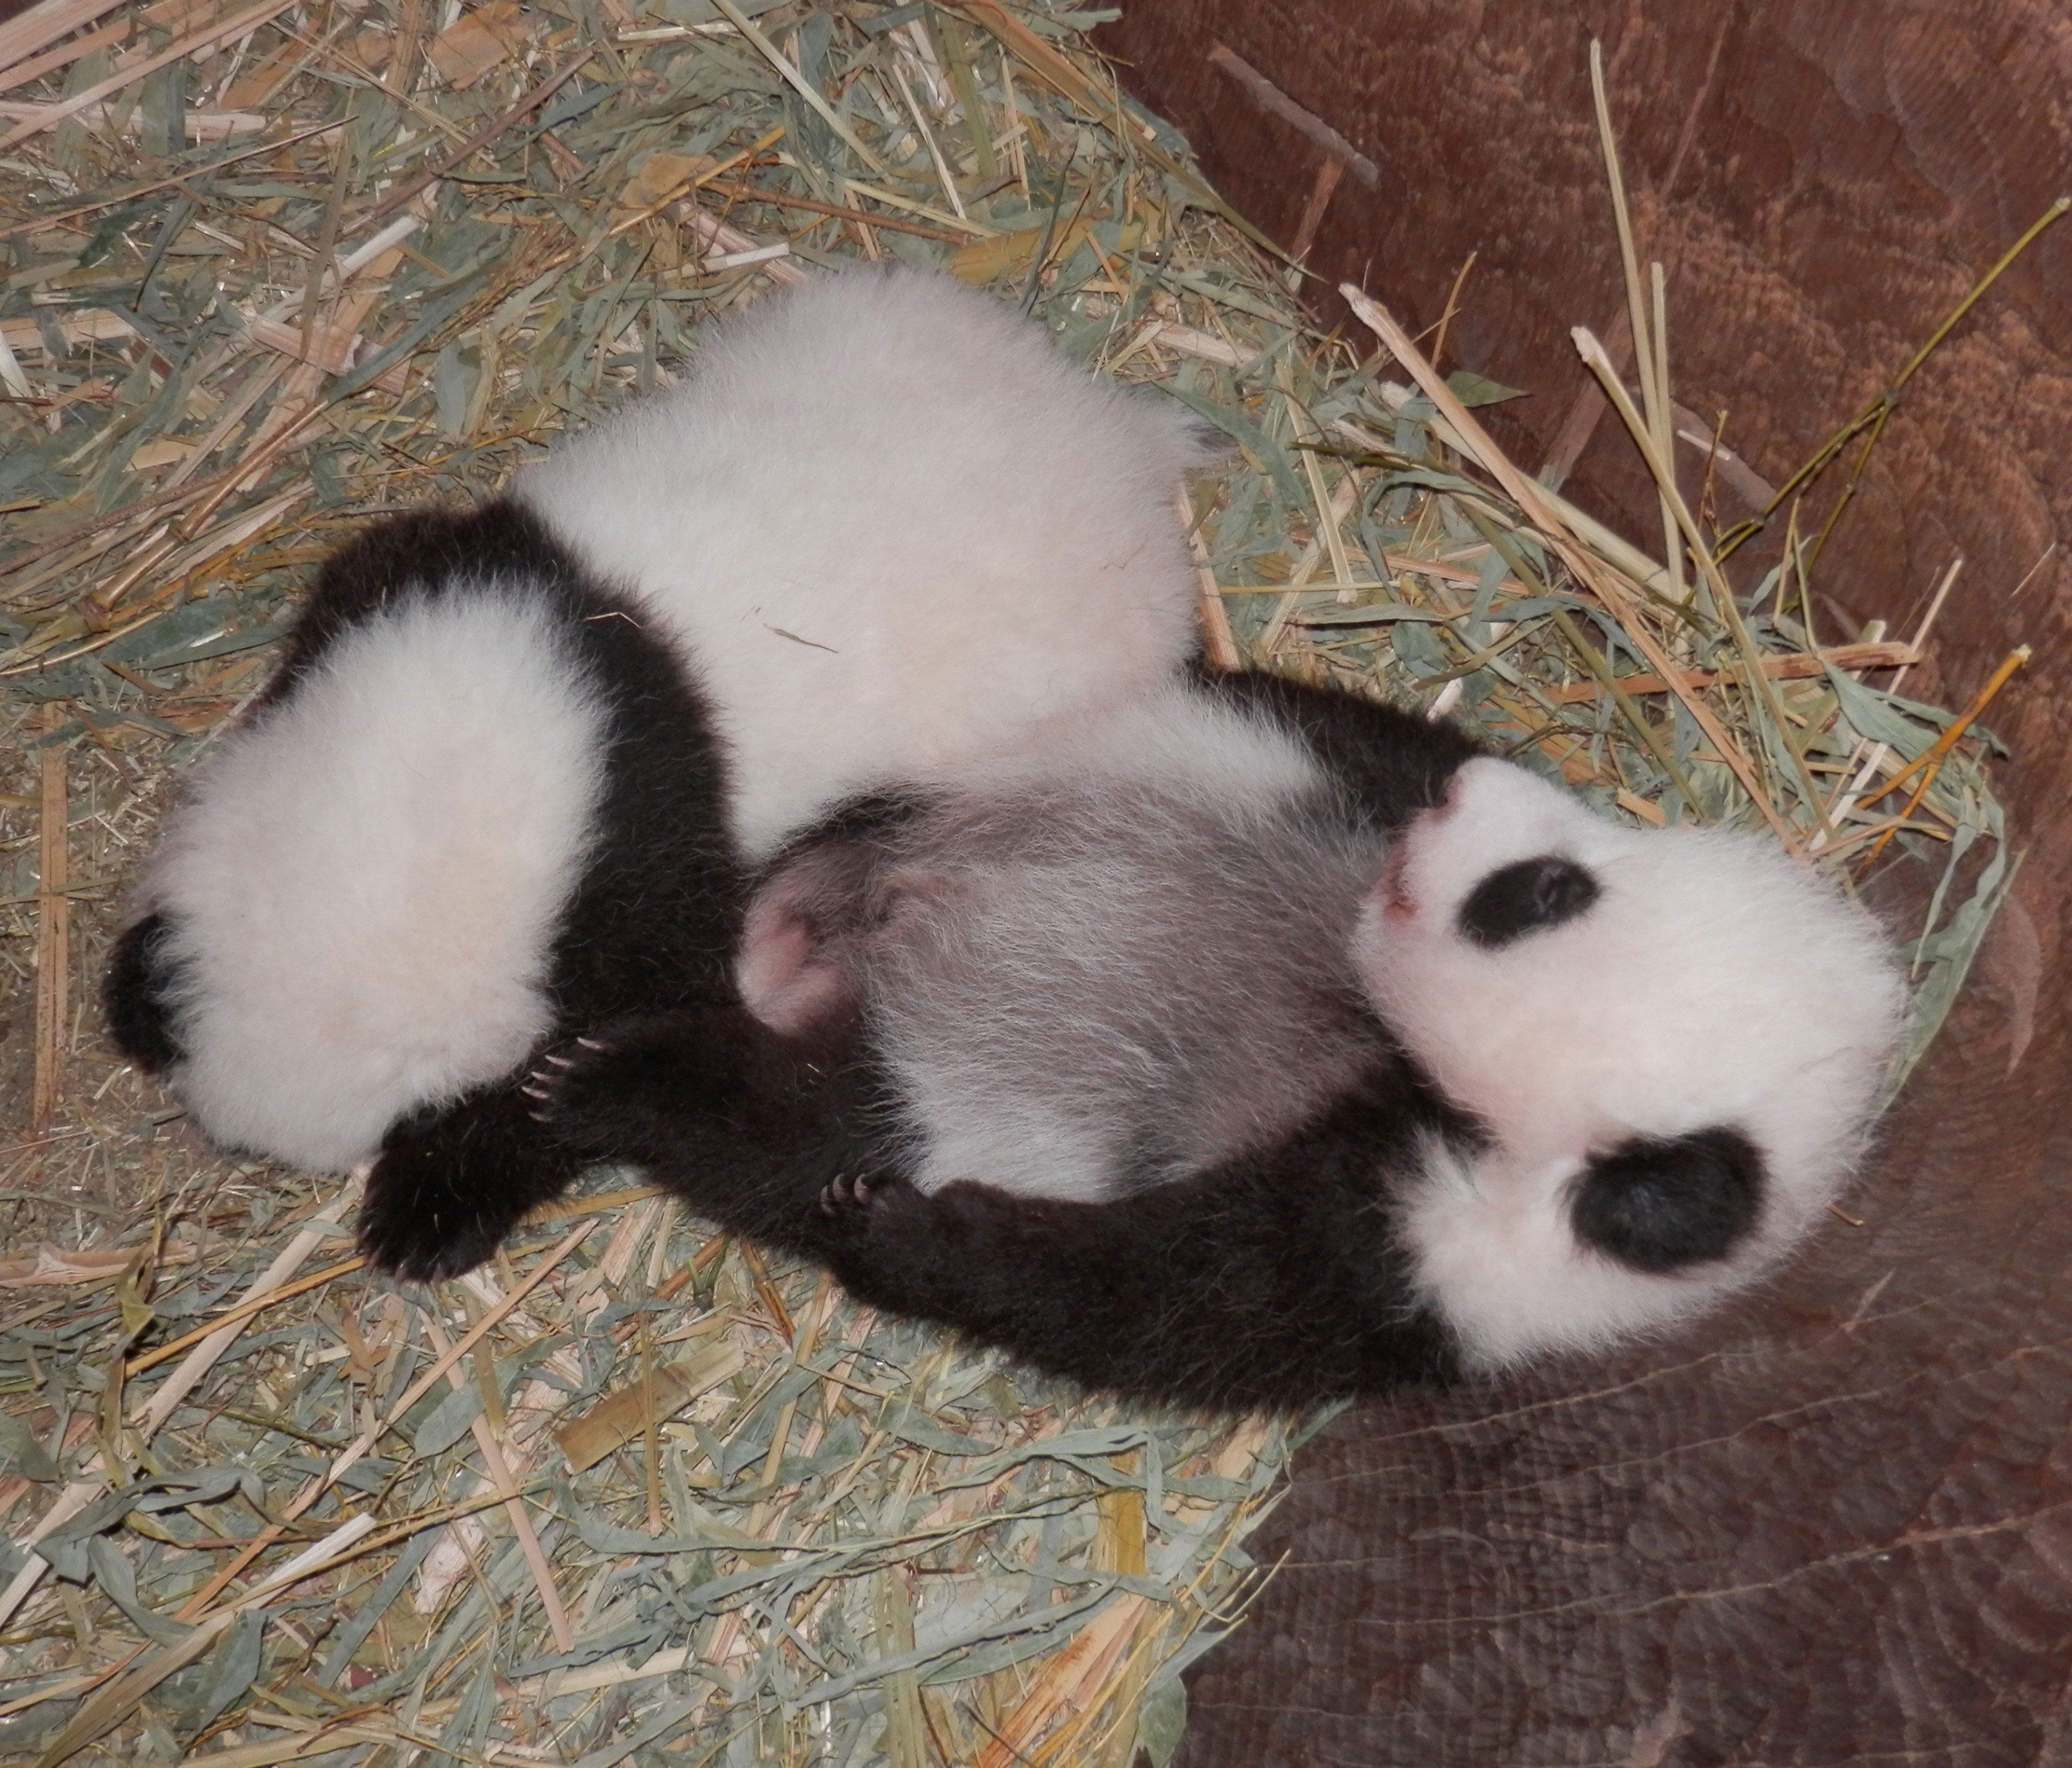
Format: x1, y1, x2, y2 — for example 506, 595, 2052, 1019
736, 893, 849, 1037
1377, 842, 1417, 923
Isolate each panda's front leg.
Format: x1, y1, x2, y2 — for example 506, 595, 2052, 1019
807, 1139, 1459, 1411
530, 1006, 891, 1256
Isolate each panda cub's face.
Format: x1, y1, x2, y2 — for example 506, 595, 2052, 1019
1358, 757, 1905, 1367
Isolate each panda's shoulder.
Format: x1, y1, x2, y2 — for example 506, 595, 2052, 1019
1189, 665, 1480, 825
269, 500, 585, 698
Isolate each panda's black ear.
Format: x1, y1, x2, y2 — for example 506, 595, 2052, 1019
104, 912, 186, 1072
1569, 1126, 1764, 1273
1457, 855, 1599, 948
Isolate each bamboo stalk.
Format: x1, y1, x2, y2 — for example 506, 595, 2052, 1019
1571, 324, 1830, 841
1817, 557, 1961, 845
1546, 640, 1920, 703
365, 50, 597, 223
0, 0, 131, 83
126, 1253, 370, 1376
0, 0, 301, 149
0, 16, 130, 99
1858, 645, 2029, 814
1717, 196, 2071, 565
30, 707, 67, 1134
712, 0, 890, 177
1649, 260, 1686, 605
699, 176, 967, 243
175, 1218, 598, 1621
1851, 647, 2027, 874
1589, 41, 1683, 605
1259, 465, 1362, 655
422, 1316, 574, 1653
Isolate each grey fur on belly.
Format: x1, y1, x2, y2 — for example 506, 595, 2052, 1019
779, 769, 1398, 1203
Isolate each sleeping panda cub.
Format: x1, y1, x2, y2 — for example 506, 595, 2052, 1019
104, 267, 1212, 1278
534, 673, 1904, 1409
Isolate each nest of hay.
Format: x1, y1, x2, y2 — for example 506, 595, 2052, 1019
0, 2, 2022, 1763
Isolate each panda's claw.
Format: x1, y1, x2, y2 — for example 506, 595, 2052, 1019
818, 1172, 877, 1215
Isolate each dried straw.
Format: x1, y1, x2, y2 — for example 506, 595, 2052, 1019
0, 1, 2025, 1762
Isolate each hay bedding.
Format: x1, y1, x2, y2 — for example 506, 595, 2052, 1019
0, 0, 2027, 1761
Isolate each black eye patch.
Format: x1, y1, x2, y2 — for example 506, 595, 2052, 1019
1569, 1126, 1765, 1273
1456, 855, 1600, 948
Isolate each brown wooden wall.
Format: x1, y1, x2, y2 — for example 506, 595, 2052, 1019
1096, 4, 2072, 1763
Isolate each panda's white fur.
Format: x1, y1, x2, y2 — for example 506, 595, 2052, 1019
1363, 758, 1908, 1366
147, 588, 607, 1170
517, 267, 1213, 856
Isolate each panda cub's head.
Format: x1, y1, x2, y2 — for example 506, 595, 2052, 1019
1357, 757, 1906, 1368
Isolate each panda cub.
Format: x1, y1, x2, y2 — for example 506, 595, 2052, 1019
104, 267, 1212, 1278
534, 675, 1905, 1409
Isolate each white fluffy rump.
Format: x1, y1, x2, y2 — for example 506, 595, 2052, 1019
517, 267, 1213, 855
1365, 759, 1907, 1364
147, 590, 607, 1170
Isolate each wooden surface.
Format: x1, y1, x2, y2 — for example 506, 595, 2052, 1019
1096, 3, 2072, 1762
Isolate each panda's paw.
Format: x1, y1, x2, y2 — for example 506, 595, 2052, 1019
358, 1150, 513, 1282
522, 1036, 606, 1123
815, 1172, 927, 1260
357, 1089, 585, 1282
525, 1016, 712, 1159
525, 1034, 629, 1145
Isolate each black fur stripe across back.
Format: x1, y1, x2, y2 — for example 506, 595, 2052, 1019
1193, 661, 1481, 831
273, 495, 747, 1024
333, 500, 746, 1277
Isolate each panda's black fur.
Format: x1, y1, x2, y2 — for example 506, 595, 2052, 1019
528, 673, 1494, 1409
103, 912, 186, 1075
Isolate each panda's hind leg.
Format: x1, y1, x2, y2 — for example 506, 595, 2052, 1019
357, 1082, 585, 1281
